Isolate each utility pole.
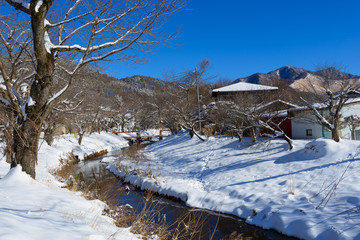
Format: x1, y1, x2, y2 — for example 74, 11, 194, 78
195, 67, 201, 133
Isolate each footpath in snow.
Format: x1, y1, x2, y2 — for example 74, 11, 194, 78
107, 132, 360, 240
0, 133, 140, 240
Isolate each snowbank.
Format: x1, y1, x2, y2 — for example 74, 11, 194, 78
0, 133, 139, 240
107, 132, 360, 240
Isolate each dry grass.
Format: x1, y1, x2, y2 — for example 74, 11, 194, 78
114, 145, 219, 239
119, 144, 147, 163
129, 191, 170, 239
52, 151, 79, 183
116, 144, 157, 180
80, 172, 171, 239
80, 169, 138, 228
128, 190, 219, 240
52, 150, 218, 240
169, 209, 217, 240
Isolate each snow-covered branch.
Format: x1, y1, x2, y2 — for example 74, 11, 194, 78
300, 97, 334, 130
4, 0, 30, 14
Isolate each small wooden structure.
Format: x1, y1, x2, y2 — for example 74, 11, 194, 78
113, 130, 170, 144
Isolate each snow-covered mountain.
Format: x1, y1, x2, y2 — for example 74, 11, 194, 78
234, 66, 360, 91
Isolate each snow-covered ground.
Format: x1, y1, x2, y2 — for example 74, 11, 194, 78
107, 132, 360, 240
0, 133, 140, 240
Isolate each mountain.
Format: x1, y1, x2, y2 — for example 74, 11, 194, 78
234, 66, 309, 85
87, 73, 166, 96
314, 67, 359, 79
116, 75, 166, 94
234, 66, 360, 91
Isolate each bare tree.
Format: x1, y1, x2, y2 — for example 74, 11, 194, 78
298, 66, 360, 142
110, 95, 136, 132
162, 59, 212, 140
215, 78, 233, 88
204, 89, 294, 149
344, 115, 360, 140
0, 0, 184, 178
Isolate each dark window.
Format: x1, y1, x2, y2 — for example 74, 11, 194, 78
306, 129, 312, 136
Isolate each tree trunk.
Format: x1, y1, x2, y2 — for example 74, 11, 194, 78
250, 127, 257, 143
4, 129, 13, 164
78, 133, 84, 145
351, 127, 355, 140
282, 134, 293, 150
44, 128, 54, 146
44, 118, 56, 146
237, 130, 243, 142
11, 2, 56, 178
192, 128, 205, 141
189, 129, 194, 138
332, 129, 340, 142
13, 120, 41, 179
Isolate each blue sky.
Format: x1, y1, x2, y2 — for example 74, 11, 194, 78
98, 1, 360, 81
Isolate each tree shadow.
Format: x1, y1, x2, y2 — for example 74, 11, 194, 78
198, 140, 291, 178
225, 157, 360, 188
274, 140, 328, 164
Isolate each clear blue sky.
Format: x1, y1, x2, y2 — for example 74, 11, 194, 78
105, 0, 360, 81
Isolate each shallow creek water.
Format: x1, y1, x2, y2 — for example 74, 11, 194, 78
77, 152, 297, 240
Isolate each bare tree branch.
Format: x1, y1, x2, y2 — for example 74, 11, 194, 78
4, 0, 31, 14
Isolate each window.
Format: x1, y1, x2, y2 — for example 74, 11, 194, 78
306, 129, 312, 137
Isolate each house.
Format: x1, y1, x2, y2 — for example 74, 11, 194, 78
211, 82, 278, 101
211, 82, 296, 138
257, 100, 300, 139
288, 98, 360, 140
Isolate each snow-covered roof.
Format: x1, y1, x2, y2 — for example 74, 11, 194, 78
256, 99, 300, 111
288, 97, 360, 112
212, 82, 278, 93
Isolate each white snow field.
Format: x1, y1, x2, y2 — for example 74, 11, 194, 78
0, 133, 140, 240
107, 132, 360, 240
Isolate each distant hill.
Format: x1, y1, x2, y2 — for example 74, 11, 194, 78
114, 75, 166, 95
84, 72, 166, 96
234, 66, 360, 91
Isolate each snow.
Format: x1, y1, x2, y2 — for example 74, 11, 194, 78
44, 19, 51, 27
47, 83, 70, 105
212, 82, 278, 93
35, 0, 42, 12
0, 132, 140, 240
12, 0, 30, 9
291, 97, 360, 112
27, 96, 35, 106
256, 99, 300, 111
2, 129, 360, 239
44, 31, 54, 54
107, 132, 360, 239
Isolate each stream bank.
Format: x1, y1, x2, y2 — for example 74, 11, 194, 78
76, 150, 297, 240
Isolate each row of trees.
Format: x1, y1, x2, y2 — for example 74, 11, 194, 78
2, 47, 358, 176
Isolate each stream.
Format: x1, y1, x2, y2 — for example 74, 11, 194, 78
77, 152, 297, 240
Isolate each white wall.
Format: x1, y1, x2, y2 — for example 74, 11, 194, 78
291, 102, 360, 140
291, 111, 323, 139
340, 102, 360, 140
